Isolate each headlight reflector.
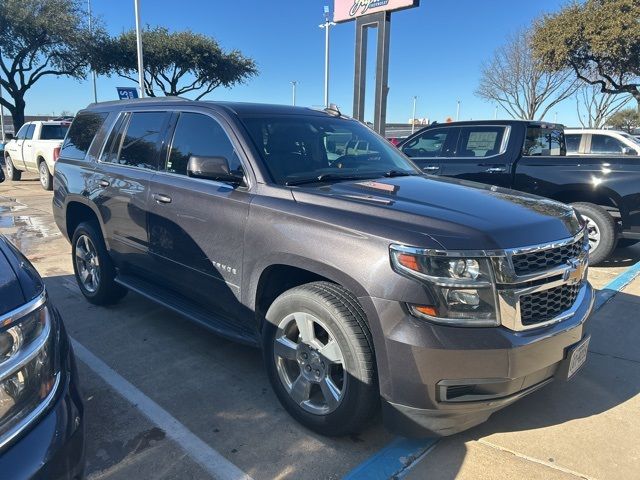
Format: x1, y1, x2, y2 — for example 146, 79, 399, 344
390, 245, 500, 327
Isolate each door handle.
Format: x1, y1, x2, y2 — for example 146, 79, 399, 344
98, 179, 110, 188
152, 193, 172, 204
422, 165, 440, 172
485, 167, 506, 173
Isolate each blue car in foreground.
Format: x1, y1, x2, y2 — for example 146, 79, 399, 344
0, 167, 85, 479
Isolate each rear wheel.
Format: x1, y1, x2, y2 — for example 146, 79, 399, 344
72, 222, 127, 305
39, 160, 53, 190
263, 282, 378, 436
572, 202, 616, 265
5, 156, 21, 181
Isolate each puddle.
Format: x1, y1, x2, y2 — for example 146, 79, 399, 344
0, 196, 61, 254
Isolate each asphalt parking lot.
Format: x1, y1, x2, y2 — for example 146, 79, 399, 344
1, 174, 639, 480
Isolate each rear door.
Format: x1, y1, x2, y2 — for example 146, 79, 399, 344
437, 125, 512, 188
400, 126, 460, 175
22, 123, 38, 171
147, 110, 253, 326
94, 110, 170, 275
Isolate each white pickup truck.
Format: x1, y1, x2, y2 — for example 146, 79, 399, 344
3, 120, 70, 190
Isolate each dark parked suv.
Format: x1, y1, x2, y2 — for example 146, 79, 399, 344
53, 98, 594, 437
0, 167, 85, 479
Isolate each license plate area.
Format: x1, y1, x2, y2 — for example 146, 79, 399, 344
567, 335, 590, 379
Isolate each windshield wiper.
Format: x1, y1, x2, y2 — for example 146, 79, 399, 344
383, 170, 418, 177
286, 173, 374, 186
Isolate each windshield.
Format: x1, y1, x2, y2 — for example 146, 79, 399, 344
40, 124, 69, 140
240, 114, 419, 185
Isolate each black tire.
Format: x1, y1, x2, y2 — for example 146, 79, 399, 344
39, 160, 53, 190
263, 281, 378, 436
572, 202, 616, 265
616, 238, 639, 249
71, 221, 127, 305
5, 156, 22, 181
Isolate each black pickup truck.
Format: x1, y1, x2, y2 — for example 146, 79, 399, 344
399, 120, 640, 264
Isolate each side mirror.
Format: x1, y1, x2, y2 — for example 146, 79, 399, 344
622, 147, 637, 155
5, 133, 14, 140
186, 155, 243, 184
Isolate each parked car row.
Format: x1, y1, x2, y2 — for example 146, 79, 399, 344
3, 101, 611, 478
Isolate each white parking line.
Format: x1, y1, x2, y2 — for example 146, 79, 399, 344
71, 338, 254, 480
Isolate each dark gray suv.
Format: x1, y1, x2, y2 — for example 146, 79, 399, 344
53, 98, 594, 437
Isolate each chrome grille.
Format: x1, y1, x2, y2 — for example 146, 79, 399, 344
519, 283, 581, 326
512, 239, 584, 276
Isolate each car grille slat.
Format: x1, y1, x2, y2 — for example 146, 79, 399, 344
519, 283, 581, 326
512, 240, 583, 276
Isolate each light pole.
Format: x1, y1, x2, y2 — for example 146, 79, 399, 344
411, 96, 418, 134
0, 84, 5, 142
88, 0, 97, 103
554, 111, 558, 123
291, 81, 297, 106
456, 100, 461, 121
319, 6, 335, 108
494, 105, 498, 120
134, 0, 145, 98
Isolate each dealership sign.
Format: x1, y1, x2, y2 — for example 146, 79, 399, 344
334, 0, 419, 23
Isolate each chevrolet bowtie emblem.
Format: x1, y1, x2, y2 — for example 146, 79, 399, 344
563, 259, 583, 284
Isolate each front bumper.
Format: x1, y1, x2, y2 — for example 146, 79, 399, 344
360, 281, 594, 437
0, 310, 85, 480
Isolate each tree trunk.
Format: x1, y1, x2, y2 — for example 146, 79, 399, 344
10, 96, 26, 132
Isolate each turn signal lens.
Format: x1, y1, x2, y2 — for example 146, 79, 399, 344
397, 253, 420, 272
412, 305, 438, 317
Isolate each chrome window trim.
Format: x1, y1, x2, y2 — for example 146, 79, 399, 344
0, 373, 61, 451
450, 125, 511, 160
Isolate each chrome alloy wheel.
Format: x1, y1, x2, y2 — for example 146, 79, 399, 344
274, 312, 346, 415
75, 234, 100, 293
39, 162, 48, 187
582, 214, 601, 252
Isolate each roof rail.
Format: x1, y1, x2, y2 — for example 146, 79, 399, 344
87, 96, 190, 109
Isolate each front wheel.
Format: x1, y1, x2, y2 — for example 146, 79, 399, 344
71, 222, 127, 305
39, 161, 53, 190
5, 156, 21, 181
572, 202, 616, 266
263, 282, 378, 436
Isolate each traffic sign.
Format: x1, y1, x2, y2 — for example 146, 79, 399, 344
116, 87, 139, 100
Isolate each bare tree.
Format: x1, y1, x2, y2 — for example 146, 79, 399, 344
575, 84, 631, 128
476, 28, 578, 120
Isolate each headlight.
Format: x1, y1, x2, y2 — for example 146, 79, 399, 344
390, 245, 500, 327
0, 293, 58, 446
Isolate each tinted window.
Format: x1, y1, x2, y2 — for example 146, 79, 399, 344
40, 124, 69, 140
565, 134, 581, 153
523, 127, 564, 156
241, 115, 417, 185
15, 124, 28, 140
113, 112, 166, 169
62, 111, 109, 160
590, 135, 625, 154
402, 128, 457, 158
455, 126, 505, 158
167, 113, 241, 176
25, 124, 35, 140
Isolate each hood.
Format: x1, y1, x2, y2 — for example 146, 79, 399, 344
0, 235, 43, 315
291, 175, 581, 250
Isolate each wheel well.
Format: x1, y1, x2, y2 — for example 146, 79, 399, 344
36, 156, 45, 166
549, 190, 618, 214
255, 265, 333, 328
65, 202, 100, 239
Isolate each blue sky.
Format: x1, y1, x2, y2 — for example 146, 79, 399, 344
26, 0, 578, 124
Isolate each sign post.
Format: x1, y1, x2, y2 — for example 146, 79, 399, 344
334, 0, 420, 136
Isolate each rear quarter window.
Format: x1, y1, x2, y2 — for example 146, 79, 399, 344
61, 111, 109, 160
